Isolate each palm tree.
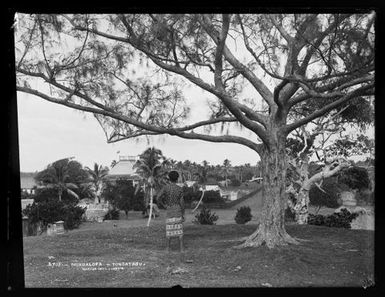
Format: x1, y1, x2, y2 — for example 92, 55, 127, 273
35, 158, 80, 202
202, 160, 209, 169
236, 165, 245, 183
134, 147, 168, 226
85, 163, 109, 204
167, 158, 178, 170
222, 159, 232, 188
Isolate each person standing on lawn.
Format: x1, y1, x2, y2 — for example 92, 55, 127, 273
157, 170, 185, 252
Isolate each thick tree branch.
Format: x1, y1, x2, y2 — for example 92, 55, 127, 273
288, 73, 374, 107
285, 83, 374, 133
17, 86, 262, 153
303, 159, 350, 191
199, 15, 274, 106
268, 15, 294, 44
213, 14, 230, 91
298, 14, 351, 74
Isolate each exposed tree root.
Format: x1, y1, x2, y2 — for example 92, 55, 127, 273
233, 226, 300, 249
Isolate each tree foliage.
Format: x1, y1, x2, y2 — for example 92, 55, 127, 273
337, 166, 371, 191
34, 158, 89, 201
101, 180, 145, 215
309, 177, 344, 212
84, 162, 109, 202
23, 200, 85, 230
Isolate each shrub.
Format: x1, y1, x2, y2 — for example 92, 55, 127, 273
309, 178, 342, 212
104, 208, 120, 220
62, 205, 86, 230
23, 200, 85, 231
308, 208, 359, 229
338, 166, 370, 191
234, 206, 252, 224
194, 206, 218, 225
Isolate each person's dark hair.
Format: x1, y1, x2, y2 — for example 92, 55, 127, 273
168, 171, 179, 182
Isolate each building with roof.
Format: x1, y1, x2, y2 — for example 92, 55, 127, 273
105, 155, 141, 185
20, 172, 38, 194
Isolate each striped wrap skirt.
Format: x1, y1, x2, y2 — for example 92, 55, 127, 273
166, 217, 183, 238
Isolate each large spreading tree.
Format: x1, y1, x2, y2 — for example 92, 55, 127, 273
15, 13, 374, 248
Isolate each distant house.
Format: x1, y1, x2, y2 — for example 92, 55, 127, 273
221, 190, 239, 201
204, 184, 221, 192
105, 155, 141, 186
21, 198, 35, 211
20, 172, 37, 194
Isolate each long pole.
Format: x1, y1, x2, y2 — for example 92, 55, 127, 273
147, 187, 154, 227
192, 187, 205, 213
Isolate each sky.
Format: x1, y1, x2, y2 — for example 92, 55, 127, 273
16, 92, 262, 172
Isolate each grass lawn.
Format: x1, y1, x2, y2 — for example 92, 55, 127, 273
23, 212, 374, 288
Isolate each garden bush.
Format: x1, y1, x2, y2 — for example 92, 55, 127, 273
194, 206, 218, 225
308, 208, 359, 229
62, 204, 86, 229
104, 208, 120, 220
338, 166, 371, 191
23, 200, 85, 231
234, 206, 252, 224
309, 177, 344, 212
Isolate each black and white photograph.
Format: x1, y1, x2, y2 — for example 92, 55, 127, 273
10, 10, 376, 288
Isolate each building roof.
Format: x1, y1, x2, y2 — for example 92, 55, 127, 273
106, 157, 140, 180
20, 173, 37, 189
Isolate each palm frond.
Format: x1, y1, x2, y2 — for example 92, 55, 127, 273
66, 188, 80, 199
65, 182, 79, 189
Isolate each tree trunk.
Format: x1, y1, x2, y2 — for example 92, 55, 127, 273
235, 145, 299, 248
291, 159, 349, 224
192, 189, 205, 213
147, 187, 154, 227
293, 188, 310, 224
